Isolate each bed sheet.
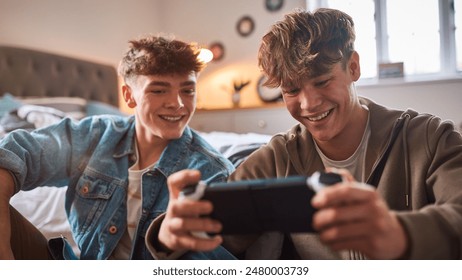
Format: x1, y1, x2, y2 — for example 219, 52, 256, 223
10, 187, 79, 254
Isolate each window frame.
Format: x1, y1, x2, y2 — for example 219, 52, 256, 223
439, 0, 457, 74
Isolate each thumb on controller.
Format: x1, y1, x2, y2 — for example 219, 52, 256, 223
167, 169, 202, 200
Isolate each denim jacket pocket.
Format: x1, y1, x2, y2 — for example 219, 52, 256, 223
71, 170, 118, 233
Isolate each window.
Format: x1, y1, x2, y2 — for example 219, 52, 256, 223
387, 0, 440, 74
306, 0, 461, 79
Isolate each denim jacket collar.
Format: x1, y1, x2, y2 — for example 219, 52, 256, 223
112, 115, 137, 159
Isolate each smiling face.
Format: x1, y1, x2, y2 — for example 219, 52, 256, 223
282, 52, 366, 156
258, 9, 368, 159
123, 72, 197, 146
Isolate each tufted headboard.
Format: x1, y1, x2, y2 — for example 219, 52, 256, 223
0, 46, 119, 107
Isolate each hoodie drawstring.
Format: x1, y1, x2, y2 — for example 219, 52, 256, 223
402, 113, 411, 208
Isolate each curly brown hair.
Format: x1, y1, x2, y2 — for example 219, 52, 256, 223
118, 35, 205, 84
258, 8, 355, 89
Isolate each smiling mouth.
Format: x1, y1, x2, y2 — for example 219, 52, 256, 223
307, 109, 333, 122
159, 115, 184, 122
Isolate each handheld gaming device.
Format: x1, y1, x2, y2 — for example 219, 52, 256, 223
179, 171, 343, 238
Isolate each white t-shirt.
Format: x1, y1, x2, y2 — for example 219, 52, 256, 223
315, 109, 371, 182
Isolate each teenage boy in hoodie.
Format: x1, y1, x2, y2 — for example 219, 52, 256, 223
153, 8, 462, 260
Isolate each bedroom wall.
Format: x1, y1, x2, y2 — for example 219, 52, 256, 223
358, 78, 462, 130
0, 0, 162, 66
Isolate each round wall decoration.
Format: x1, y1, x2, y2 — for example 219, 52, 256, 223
209, 42, 225, 61
236, 15, 255, 37
265, 0, 284, 12
257, 75, 282, 102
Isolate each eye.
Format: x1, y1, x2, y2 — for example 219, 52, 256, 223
147, 88, 166, 94
182, 88, 196, 95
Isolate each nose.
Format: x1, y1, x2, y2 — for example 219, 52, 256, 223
165, 93, 184, 110
299, 87, 322, 111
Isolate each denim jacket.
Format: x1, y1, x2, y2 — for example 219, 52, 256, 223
0, 115, 236, 259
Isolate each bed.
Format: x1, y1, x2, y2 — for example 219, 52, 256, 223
1, 45, 272, 257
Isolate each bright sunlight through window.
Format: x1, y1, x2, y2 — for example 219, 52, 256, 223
308, 0, 461, 79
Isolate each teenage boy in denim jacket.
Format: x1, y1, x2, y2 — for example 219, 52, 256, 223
0, 35, 235, 260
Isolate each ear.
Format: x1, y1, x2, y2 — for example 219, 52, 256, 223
122, 84, 137, 108
348, 51, 361, 81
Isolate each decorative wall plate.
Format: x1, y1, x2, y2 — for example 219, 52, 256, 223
257, 75, 282, 102
265, 0, 284, 12
209, 42, 225, 61
236, 15, 255, 37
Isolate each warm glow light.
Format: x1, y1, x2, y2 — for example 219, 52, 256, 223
198, 48, 213, 63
